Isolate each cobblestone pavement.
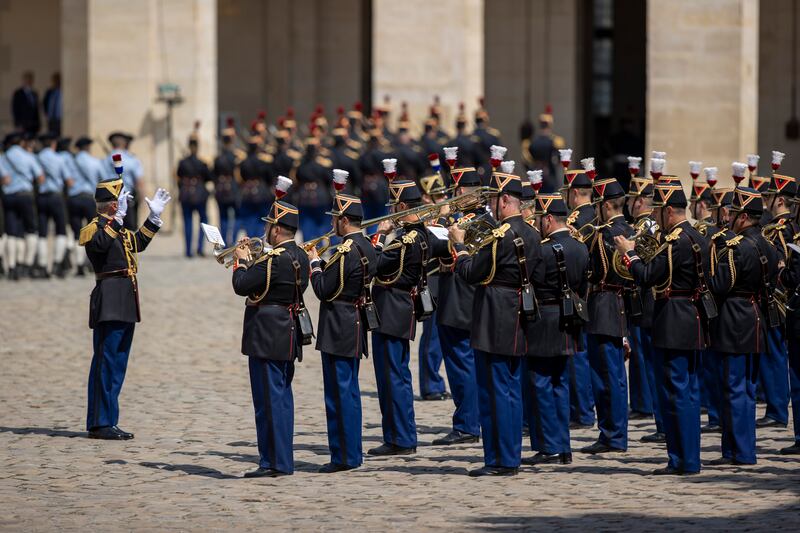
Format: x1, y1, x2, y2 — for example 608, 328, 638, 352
1, 231, 799, 531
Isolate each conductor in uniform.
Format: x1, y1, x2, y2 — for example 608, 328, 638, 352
307, 179, 377, 473
616, 182, 710, 475
81, 175, 171, 439
232, 201, 309, 477
448, 171, 544, 476
581, 178, 635, 455
524, 192, 589, 466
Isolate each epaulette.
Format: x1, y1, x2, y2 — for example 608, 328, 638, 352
552, 134, 566, 149
78, 218, 99, 246
327, 239, 353, 265
488, 127, 501, 136
344, 149, 360, 160
541, 237, 551, 244
470, 135, 481, 143
346, 139, 362, 151
233, 148, 247, 162
711, 231, 727, 241
665, 227, 683, 242
258, 153, 274, 164
316, 156, 333, 168
401, 230, 419, 245
725, 235, 743, 247
566, 211, 579, 226
411, 145, 422, 153
267, 247, 285, 256
286, 149, 303, 160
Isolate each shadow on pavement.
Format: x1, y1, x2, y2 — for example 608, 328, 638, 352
0, 426, 85, 438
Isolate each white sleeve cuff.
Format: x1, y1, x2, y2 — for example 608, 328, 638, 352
147, 213, 163, 227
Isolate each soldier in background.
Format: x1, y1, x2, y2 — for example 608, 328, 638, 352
213, 127, 244, 246
33, 132, 69, 278
522, 109, 565, 193
176, 134, 213, 257
238, 136, 275, 239
473, 98, 501, 182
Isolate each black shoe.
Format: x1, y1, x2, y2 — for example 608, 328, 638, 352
111, 426, 134, 440
75, 265, 86, 277
432, 430, 480, 446
318, 463, 358, 473
628, 411, 651, 420
196, 250, 206, 258
780, 442, 800, 455
653, 466, 697, 476
522, 452, 572, 465
756, 416, 787, 429
640, 432, 666, 443
16, 265, 29, 279
0, 258, 5, 277
468, 465, 518, 477
243, 467, 289, 478
62, 254, 72, 271
34, 265, 50, 279
367, 443, 416, 456
88, 426, 127, 440
569, 421, 594, 430
706, 456, 737, 466
421, 391, 451, 401
580, 441, 625, 454
8, 267, 19, 281
701, 424, 722, 434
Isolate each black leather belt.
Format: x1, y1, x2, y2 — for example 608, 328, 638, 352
95, 269, 131, 280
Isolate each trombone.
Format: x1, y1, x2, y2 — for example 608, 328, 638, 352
360, 188, 494, 230
302, 229, 335, 255
213, 237, 266, 268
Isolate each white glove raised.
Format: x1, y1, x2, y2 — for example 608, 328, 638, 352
145, 188, 172, 226
114, 191, 132, 224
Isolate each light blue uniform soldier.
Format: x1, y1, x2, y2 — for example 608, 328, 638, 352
1, 132, 43, 280
0, 156, 10, 277
71, 137, 105, 276
34, 132, 70, 278
105, 132, 144, 230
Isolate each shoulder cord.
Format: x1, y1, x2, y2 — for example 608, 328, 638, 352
375, 239, 408, 287
247, 255, 275, 304
653, 242, 673, 294
479, 239, 499, 286
325, 251, 348, 302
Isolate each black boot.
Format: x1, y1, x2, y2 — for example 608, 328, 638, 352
76, 265, 86, 277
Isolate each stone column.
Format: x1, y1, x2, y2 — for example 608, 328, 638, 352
61, 0, 218, 194
647, 0, 759, 187
373, 0, 484, 139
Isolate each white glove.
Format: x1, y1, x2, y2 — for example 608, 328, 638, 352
114, 191, 131, 224
145, 188, 172, 226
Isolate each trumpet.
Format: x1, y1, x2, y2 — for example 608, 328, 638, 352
302, 229, 335, 255
213, 237, 266, 268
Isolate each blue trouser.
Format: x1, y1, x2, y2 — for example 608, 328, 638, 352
438, 325, 480, 436
716, 352, 758, 464
522, 357, 531, 430
372, 332, 417, 448
759, 327, 789, 425
569, 333, 595, 425
248, 357, 295, 473
419, 313, 446, 396
217, 201, 238, 246
87, 321, 135, 430
321, 353, 362, 467
299, 205, 331, 242
362, 202, 389, 234
641, 328, 665, 432
628, 325, 654, 415
701, 350, 721, 426
654, 348, 701, 473
181, 202, 208, 257
788, 338, 800, 444
474, 350, 522, 468
528, 356, 571, 454
587, 334, 628, 450
239, 201, 269, 240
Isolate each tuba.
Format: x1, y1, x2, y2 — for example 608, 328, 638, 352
213, 237, 266, 268
612, 218, 661, 280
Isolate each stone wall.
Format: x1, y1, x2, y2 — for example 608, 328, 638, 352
646, 0, 759, 188
0, 0, 62, 133
217, 0, 364, 133
373, 0, 484, 140
484, 0, 580, 165
61, 0, 218, 194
